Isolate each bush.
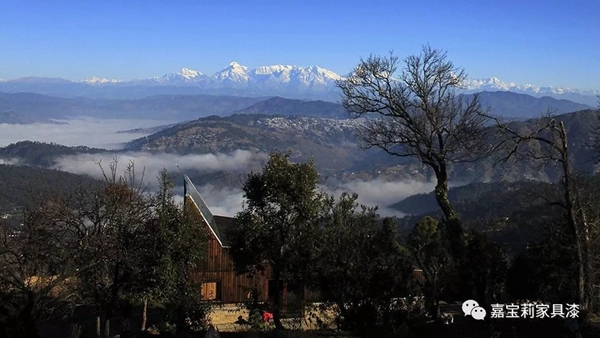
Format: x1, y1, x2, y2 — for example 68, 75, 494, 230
244, 287, 269, 331
157, 320, 177, 335
334, 297, 428, 338
162, 287, 213, 333
176, 302, 212, 332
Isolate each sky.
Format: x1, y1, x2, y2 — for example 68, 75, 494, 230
1, 0, 599, 89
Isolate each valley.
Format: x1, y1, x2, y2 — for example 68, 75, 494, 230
1, 87, 599, 223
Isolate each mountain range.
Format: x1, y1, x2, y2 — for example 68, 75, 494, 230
0, 91, 592, 124
123, 108, 600, 186
2, 108, 599, 188
1, 62, 598, 104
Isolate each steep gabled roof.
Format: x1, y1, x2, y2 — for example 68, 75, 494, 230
184, 175, 232, 248
213, 215, 234, 247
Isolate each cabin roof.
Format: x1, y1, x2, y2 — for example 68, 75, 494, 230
184, 175, 233, 248
213, 215, 234, 247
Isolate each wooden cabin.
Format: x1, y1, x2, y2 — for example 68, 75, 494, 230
184, 175, 271, 304
184, 175, 309, 312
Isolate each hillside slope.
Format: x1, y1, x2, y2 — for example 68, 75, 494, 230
0, 164, 105, 212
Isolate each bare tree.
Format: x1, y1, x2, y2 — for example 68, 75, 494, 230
489, 112, 593, 310
337, 44, 493, 244
0, 194, 89, 338
66, 159, 155, 338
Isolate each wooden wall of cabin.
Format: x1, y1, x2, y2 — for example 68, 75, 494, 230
183, 195, 322, 307
188, 235, 271, 304
185, 195, 271, 304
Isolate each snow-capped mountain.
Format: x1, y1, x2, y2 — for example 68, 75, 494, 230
180, 67, 203, 80
140, 64, 596, 99
139, 68, 208, 85
212, 62, 250, 88
462, 77, 600, 97
144, 62, 342, 93
0, 64, 597, 104
82, 76, 121, 84
249, 64, 342, 89
117, 62, 343, 98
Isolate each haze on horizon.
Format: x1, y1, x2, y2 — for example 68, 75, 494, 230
0, 0, 598, 90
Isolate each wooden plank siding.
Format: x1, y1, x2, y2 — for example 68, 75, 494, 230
185, 195, 272, 304
183, 185, 317, 310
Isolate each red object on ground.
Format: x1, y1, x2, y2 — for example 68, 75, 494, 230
262, 311, 273, 322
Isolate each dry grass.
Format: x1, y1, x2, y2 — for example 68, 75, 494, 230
207, 304, 339, 332
23, 275, 76, 298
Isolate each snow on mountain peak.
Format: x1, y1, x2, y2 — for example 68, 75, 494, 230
212, 62, 250, 85
138, 64, 598, 100
253, 64, 296, 75
462, 76, 599, 96
82, 76, 121, 84
307, 66, 342, 80
180, 67, 202, 79
227, 61, 248, 70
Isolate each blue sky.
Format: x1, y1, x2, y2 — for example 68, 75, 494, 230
1, 0, 599, 89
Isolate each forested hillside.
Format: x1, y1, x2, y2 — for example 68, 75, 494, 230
392, 180, 561, 255
0, 164, 104, 212
0, 141, 106, 166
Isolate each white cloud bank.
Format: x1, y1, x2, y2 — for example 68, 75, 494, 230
320, 178, 438, 217
50, 149, 449, 219
52, 150, 266, 183
0, 117, 174, 149
196, 185, 246, 217
0, 117, 453, 220
184, 178, 441, 219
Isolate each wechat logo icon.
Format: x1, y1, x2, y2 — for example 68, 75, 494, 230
462, 299, 486, 320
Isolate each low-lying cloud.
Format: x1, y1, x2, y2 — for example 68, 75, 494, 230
52, 150, 266, 184
52, 150, 450, 219
0, 117, 174, 149
320, 178, 438, 217
0, 158, 20, 165
194, 185, 245, 217
1, 117, 465, 221
180, 177, 442, 219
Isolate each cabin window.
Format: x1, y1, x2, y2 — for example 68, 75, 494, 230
200, 281, 221, 301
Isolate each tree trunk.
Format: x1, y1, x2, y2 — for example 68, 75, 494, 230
582, 212, 594, 311
433, 169, 468, 297
141, 297, 148, 332
560, 122, 589, 311
272, 270, 285, 330
20, 291, 41, 338
434, 179, 459, 223
20, 311, 41, 338
425, 281, 441, 319
96, 313, 101, 338
121, 301, 132, 338
104, 309, 111, 338
433, 169, 463, 249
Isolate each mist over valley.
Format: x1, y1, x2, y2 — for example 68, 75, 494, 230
1, 88, 598, 221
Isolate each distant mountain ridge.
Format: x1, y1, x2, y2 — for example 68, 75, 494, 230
2, 63, 598, 104
466, 91, 592, 118
0, 91, 592, 124
2, 108, 599, 197
231, 97, 348, 118
1, 62, 342, 101
463, 77, 599, 97
123, 108, 600, 184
